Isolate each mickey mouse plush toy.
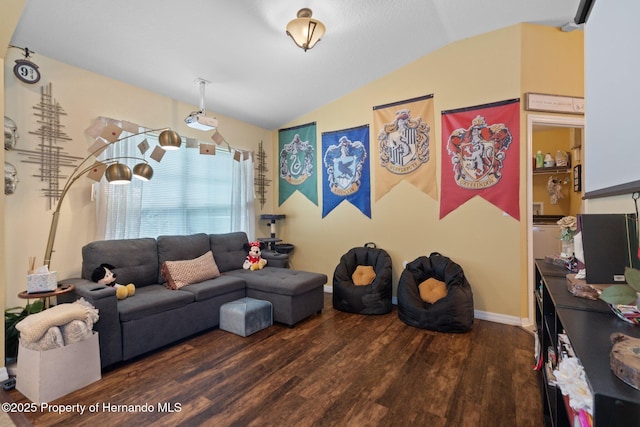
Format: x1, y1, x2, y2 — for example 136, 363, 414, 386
91, 263, 136, 300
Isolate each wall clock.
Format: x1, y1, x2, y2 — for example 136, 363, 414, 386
13, 59, 41, 84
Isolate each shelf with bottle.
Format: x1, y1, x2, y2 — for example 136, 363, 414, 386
533, 150, 571, 174
533, 166, 571, 175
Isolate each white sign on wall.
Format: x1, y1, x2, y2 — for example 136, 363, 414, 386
525, 93, 585, 115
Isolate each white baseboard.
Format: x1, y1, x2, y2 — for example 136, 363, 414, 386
473, 310, 522, 326
323, 287, 527, 328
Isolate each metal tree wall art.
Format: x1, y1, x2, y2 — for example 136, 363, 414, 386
254, 140, 270, 208
15, 83, 82, 209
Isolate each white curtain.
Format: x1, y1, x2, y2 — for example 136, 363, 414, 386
95, 132, 144, 240
95, 133, 255, 240
231, 152, 256, 241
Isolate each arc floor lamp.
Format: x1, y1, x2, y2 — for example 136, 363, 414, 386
43, 128, 182, 268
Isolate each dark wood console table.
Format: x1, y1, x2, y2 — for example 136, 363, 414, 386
535, 260, 640, 426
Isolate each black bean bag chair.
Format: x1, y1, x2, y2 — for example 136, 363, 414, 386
397, 252, 474, 332
333, 243, 393, 314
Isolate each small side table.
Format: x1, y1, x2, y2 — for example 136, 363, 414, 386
18, 284, 75, 309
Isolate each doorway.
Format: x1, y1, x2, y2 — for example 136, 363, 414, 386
526, 114, 585, 327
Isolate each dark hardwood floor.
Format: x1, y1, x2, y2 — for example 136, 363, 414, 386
8, 293, 543, 426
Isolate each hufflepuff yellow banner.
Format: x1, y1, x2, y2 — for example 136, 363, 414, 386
372, 94, 437, 201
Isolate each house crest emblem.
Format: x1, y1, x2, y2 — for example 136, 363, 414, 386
446, 115, 513, 189
377, 109, 430, 174
279, 134, 315, 185
323, 136, 367, 196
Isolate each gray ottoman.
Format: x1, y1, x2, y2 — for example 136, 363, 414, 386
219, 297, 273, 337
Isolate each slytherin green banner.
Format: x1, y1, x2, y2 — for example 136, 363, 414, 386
278, 122, 318, 206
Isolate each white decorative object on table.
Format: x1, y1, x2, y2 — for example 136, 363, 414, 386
557, 216, 577, 259
553, 357, 593, 416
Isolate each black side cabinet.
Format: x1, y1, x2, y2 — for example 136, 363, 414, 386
534, 260, 640, 426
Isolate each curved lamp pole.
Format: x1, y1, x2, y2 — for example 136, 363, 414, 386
43, 128, 181, 268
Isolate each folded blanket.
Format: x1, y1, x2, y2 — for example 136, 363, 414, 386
21, 326, 64, 351
16, 298, 98, 344
61, 319, 92, 345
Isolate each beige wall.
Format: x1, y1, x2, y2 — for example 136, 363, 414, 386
275, 24, 584, 322
520, 24, 585, 317
1, 0, 27, 367
522, 22, 585, 223
3, 51, 273, 310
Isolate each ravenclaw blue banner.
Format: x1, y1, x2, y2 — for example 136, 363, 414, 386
278, 122, 318, 206
321, 125, 371, 218
373, 94, 437, 201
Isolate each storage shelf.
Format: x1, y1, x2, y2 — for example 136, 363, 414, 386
534, 259, 640, 426
533, 166, 571, 175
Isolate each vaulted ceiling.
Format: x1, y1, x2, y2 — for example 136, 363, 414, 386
10, 0, 581, 130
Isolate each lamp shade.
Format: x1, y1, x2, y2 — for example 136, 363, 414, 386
158, 129, 182, 150
105, 163, 132, 184
133, 163, 153, 181
286, 8, 325, 51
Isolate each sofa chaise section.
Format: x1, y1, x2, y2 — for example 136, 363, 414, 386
227, 269, 325, 326
211, 232, 327, 326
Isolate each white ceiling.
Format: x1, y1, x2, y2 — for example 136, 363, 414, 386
10, 0, 581, 130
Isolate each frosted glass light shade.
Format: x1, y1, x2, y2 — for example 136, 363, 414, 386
286, 8, 325, 52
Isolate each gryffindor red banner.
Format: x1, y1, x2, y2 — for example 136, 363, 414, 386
440, 99, 520, 220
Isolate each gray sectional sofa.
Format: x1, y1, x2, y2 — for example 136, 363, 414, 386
58, 232, 327, 369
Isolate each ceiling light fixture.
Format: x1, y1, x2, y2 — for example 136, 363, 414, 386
185, 78, 219, 131
286, 8, 326, 52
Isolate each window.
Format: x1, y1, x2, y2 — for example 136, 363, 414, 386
95, 132, 255, 240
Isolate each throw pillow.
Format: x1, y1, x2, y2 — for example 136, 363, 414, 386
418, 278, 448, 304
161, 250, 220, 290
352, 265, 376, 286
